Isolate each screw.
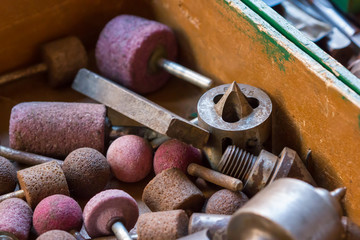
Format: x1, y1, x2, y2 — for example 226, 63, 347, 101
218, 145, 316, 196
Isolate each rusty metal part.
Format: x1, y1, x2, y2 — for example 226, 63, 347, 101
0, 190, 25, 203
108, 125, 165, 142
189, 213, 231, 238
187, 163, 243, 191
72, 69, 209, 149
0, 145, 63, 165
227, 178, 345, 240
218, 145, 316, 196
342, 216, 360, 240
177, 229, 210, 240
197, 82, 272, 169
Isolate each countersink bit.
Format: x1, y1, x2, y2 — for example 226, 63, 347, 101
197, 81, 272, 169
218, 145, 316, 196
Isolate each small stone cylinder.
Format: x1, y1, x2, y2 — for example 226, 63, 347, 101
142, 168, 204, 212
0, 156, 17, 194
137, 210, 189, 240
36, 230, 75, 240
17, 161, 70, 208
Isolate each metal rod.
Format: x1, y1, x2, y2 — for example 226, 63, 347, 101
158, 58, 213, 89
0, 145, 63, 166
109, 126, 165, 141
0, 190, 25, 203
0, 63, 47, 85
112, 221, 132, 240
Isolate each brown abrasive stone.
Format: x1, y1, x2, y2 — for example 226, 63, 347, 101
17, 161, 70, 208
42, 36, 88, 87
142, 168, 204, 212
9, 102, 106, 158
205, 189, 249, 215
63, 147, 110, 198
137, 210, 189, 240
0, 156, 17, 194
36, 230, 75, 240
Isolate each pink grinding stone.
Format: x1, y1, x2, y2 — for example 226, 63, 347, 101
83, 189, 139, 238
96, 14, 178, 94
154, 139, 202, 174
106, 135, 153, 183
33, 194, 83, 235
0, 198, 33, 240
9, 102, 107, 158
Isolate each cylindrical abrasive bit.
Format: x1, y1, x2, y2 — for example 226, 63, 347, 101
33, 194, 82, 235
0, 198, 32, 240
63, 147, 110, 198
9, 102, 107, 158
17, 161, 70, 208
96, 15, 177, 94
205, 189, 249, 215
36, 230, 76, 240
83, 189, 139, 238
0, 156, 17, 194
142, 168, 205, 212
137, 210, 189, 240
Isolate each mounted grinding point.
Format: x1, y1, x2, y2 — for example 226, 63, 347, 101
106, 135, 152, 183
36, 230, 76, 240
83, 189, 139, 238
17, 161, 70, 208
33, 194, 83, 235
154, 139, 202, 175
0, 198, 32, 240
205, 189, 249, 215
0, 156, 17, 194
137, 210, 189, 240
63, 147, 110, 198
96, 14, 177, 93
142, 168, 205, 212
9, 102, 107, 158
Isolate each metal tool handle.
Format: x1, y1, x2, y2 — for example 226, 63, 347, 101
0, 63, 47, 85
0, 190, 25, 203
158, 58, 213, 89
112, 221, 132, 240
187, 163, 244, 191
0, 145, 63, 166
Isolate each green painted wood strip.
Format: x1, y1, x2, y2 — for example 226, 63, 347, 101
240, 0, 360, 95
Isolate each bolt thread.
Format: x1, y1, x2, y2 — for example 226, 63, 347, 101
217, 145, 257, 182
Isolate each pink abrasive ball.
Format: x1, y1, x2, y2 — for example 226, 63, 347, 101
154, 139, 202, 174
106, 135, 153, 182
33, 194, 83, 235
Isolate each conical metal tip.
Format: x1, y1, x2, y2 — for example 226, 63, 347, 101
214, 81, 253, 122
330, 187, 347, 201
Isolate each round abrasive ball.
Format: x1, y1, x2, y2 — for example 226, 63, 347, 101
63, 147, 110, 198
107, 135, 153, 182
83, 189, 139, 238
33, 194, 83, 235
0, 198, 33, 240
36, 230, 75, 240
154, 139, 202, 174
0, 156, 17, 194
96, 14, 177, 93
205, 189, 249, 215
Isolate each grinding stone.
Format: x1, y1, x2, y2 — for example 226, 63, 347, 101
83, 189, 139, 238
0, 198, 32, 240
63, 147, 110, 198
106, 135, 152, 183
17, 161, 70, 208
96, 14, 177, 93
142, 168, 205, 212
33, 194, 83, 235
36, 230, 76, 240
0, 156, 17, 194
137, 210, 189, 240
205, 189, 249, 215
9, 102, 107, 158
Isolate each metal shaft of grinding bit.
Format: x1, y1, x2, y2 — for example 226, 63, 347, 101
72, 69, 210, 148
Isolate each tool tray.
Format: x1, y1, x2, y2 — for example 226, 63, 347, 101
0, 0, 359, 237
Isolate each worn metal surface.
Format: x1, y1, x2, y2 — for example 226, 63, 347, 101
227, 178, 344, 240
72, 69, 209, 149
188, 213, 231, 237
197, 82, 272, 169
218, 145, 316, 196
187, 163, 243, 191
